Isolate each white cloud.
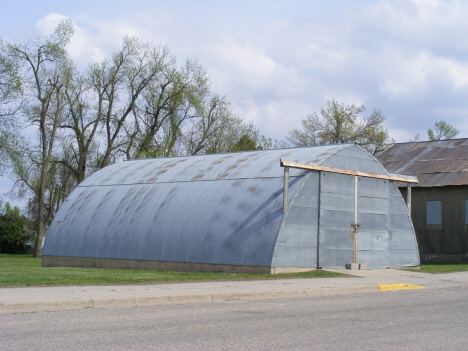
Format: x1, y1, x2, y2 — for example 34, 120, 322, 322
34, 13, 107, 67
16, 2, 468, 143
378, 51, 431, 99
5, 1, 468, 205
35, 13, 68, 35
388, 127, 418, 142
378, 50, 468, 100
437, 57, 468, 89
211, 41, 277, 90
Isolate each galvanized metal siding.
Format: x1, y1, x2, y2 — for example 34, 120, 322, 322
44, 145, 351, 266
387, 183, 420, 267
318, 146, 392, 269
356, 177, 389, 269
318, 172, 355, 268
321, 145, 387, 175
271, 171, 320, 267
43, 144, 420, 270
43, 176, 305, 266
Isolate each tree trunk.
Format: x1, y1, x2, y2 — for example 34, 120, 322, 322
34, 172, 47, 257
34, 112, 50, 257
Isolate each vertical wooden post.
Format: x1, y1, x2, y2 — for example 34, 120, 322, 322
407, 183, 412, 215
283, 167, 289, 214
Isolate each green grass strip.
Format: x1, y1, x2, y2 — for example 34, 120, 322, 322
412, 264, 468, 274
0, 254, 342, 287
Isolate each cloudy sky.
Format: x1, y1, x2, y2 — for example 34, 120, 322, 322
1, 0, 468, 205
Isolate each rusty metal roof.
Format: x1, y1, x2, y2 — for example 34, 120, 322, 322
377, 138, 468, 187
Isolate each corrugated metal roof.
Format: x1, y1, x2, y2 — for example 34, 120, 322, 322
377, 138, 468, 187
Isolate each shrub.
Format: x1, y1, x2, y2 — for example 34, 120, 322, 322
0, 214, 35, 254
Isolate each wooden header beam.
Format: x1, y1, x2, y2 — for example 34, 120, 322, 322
280, 160, 418, 184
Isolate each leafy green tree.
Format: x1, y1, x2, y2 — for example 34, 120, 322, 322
0, 43, 23, 176
0, 201, 34, 254
0, 200, 20, 216
287, 100, 392, 155
4, 19, 74, 256
0, 213, 35, 254
427, 121, 459, 141
231, 134, 261, 152
0, 44, 22, 118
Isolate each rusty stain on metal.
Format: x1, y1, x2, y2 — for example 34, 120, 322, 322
226, 164, 239, 171
237, 202, 247, 210
95, 190, 114, 210
191, 173, 204, 180
281, 160, 418, 183
377, 139, 468, 187
247, 186, 258, 193
236, 158, 248, 163
220, 195, 231, 203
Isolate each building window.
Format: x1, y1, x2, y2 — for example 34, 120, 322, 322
465, 200, 468, 225
426, 200, 441, 225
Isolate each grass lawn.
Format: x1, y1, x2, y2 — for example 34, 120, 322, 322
412, 264, 468, 274
0, 254, 342, 287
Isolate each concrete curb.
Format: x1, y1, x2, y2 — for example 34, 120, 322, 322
5, 269, 466, 314
0, 285, 379, 314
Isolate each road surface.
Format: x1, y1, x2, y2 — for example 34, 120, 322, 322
2, 287, 467, 350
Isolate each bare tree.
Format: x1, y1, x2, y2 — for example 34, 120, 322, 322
87, 37, 171, 169
183, 95, 241, 155
128, 59, 209, 158
59, 66, 101, 184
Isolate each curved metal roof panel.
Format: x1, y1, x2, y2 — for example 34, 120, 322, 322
79, 144, 351, 187
45, 176, 305, 266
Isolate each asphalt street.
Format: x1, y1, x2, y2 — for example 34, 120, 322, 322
2, 286, 468, 351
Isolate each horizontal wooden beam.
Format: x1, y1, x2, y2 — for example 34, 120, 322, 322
280, 160, 418, 184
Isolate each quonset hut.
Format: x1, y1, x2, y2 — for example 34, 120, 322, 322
42, 144, 420, 272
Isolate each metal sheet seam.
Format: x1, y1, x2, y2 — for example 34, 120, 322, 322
270, 171, 314, 266
76, 175, 309, 188
121, 145, 347, 163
